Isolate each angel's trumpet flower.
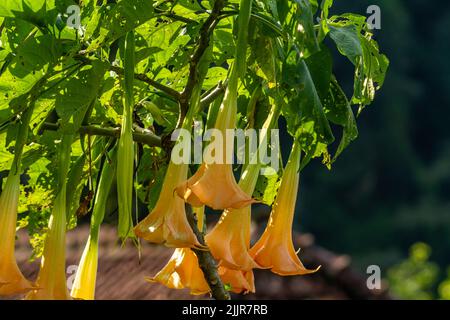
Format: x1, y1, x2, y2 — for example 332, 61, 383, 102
218, 266, 255, 294
249, 140, 320, 276
70, 237, 98, 300
149, 247, 210, 295
176, 67, 253, 210
0, 107, 34, 296
205, 96, 282, 271
148, 207, 210, 295
26, 135, 73, 300
0, 174, 34, 296
71, 147, 117, 300
205, 163, 261, 270
134, 161, 202, 248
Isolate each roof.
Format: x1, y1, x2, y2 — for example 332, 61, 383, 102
8, 225, 391, 300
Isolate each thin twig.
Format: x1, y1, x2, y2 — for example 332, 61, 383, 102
73, 54, 181, 101
109, 65, 181, 101
178, 0, 226, 125
41, 122, 161, 147
200, 80, 227, 109
154, 7, 200, 25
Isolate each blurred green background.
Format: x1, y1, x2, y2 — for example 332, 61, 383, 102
296, 0, 450, 299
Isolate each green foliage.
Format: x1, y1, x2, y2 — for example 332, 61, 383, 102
387, 243, 439, 300
0, 0, 387, 257
300, 2, 450, 298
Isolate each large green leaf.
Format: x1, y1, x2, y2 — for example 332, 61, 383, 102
0, 0, 75, 29
323, 76, 358, 160
294, 0, 319, 57
282, 52, 334, 166
329, 25, 362, 65
0, 34, 61, 123
48, 60, 108, 133
85, 0, 155, 52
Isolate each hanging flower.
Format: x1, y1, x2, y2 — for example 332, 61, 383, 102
0, 174, 34, 296
177, 163, 255, 210
71, 147, 117, 300
218, 266, 255, 294
176, 67, 253, 210
249, 141, 320, 276
148, 247, 210, 295
134, 161, 203, 248
147, 207, 210, 295
25, 191, 71, 300
26, 135, 73, 300
205, 206, 258, 270
70, 237, 98, 300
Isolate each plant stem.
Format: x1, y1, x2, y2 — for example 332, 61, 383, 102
41, 122, 161, 147
109, 65, 181, 101
185, 204, 231, 300
179, 0, 226, 123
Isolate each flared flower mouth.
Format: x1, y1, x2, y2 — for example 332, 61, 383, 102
0, 268, 35, 296
249, 230, 321, 276
176, 163, 255, 210
205, 207, 261, 270
134, 162, 204, 249
249, 141, 320, 276
147, 248, 210, 296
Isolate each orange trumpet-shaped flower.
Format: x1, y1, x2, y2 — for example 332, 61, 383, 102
205, 207, 258, 270
176, 67, 253, 210
205, 162, 261, 270
205, 99, 282, 271
218, 266, 255, 294
177, 163, 255, 211
147, 207, 210, 295
0, 174, 34, 296
249, 141, 320, 276
134, 161, 202, 248
148, 247, 210, 295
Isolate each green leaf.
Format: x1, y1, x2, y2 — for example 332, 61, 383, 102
253, 169, 281, 206
0, 34, 61, 123
282, 52, 334, 168
305, 45, 332, 99
294, 0, 319, 57
53, 61, 108, 133
85, 0, 155, 52
0, 0, 76, 29
329, 25, 362, 65
323, 76, 358, 160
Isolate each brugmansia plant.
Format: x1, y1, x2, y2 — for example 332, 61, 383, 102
0, 0, 388, 300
